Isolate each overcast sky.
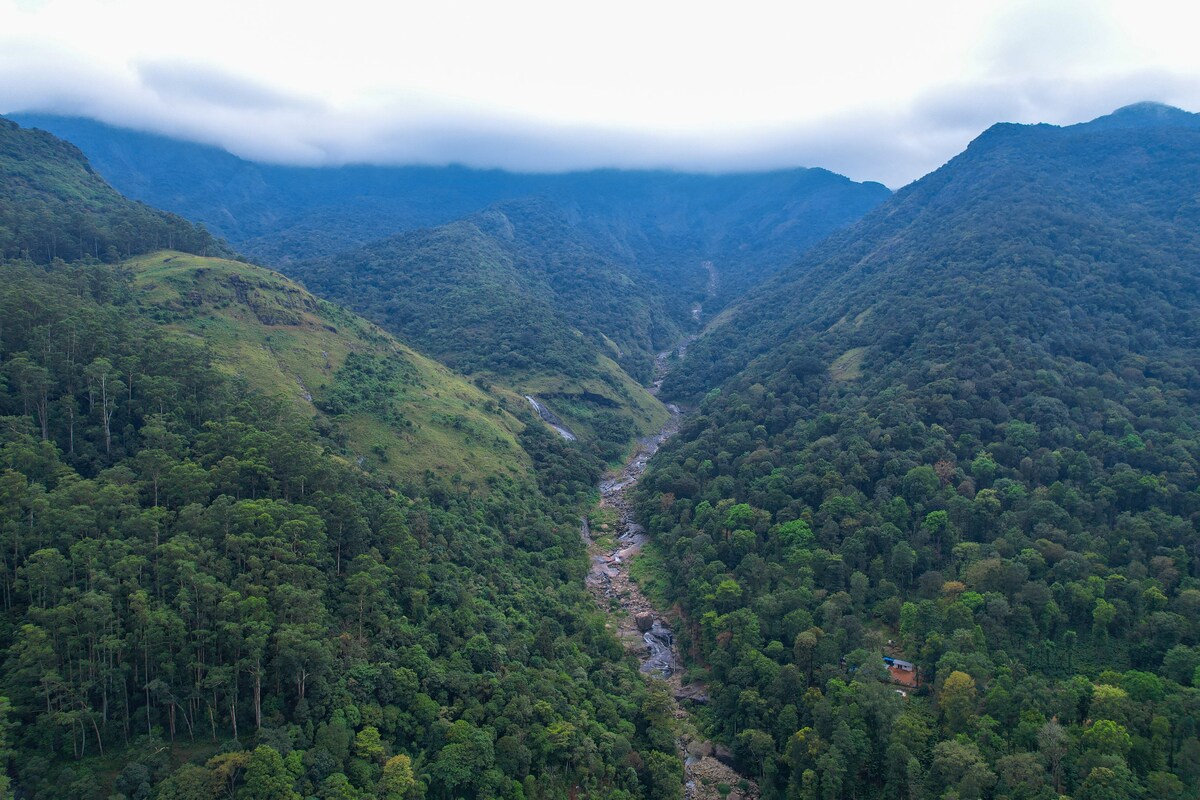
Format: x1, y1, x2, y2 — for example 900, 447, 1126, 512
3, 0, 1199, 186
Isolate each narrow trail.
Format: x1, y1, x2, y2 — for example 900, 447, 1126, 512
582, 290, 759, 800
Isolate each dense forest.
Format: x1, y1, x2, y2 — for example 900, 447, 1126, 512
0, 119, 227, 264
636, 103, 1200, 799
288, 199, 680, 463
290, 199, 684, 384
0, 118, 684, 799
6, 99, 1200, 800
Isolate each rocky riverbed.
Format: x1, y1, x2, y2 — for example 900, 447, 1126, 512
582, 335, 758, 800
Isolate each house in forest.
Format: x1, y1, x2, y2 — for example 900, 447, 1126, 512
883, 656, 918, 687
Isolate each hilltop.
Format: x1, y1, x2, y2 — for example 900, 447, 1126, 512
0, 117, 227, 262
127, 250, 532, 486
667, 102, 1200, 398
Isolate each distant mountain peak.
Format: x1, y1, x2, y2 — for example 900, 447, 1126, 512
1082, 101, 1200, 130
960, 101, 1198, 160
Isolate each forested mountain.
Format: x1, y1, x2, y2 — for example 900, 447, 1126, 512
9, 114, 889, 302
0, 118, 227, 263
667, 100, 1200, 399
636, 102, 1200, 799
0, 118, 685, 799
13, 93, 1200, 800
289, 199, 680, 462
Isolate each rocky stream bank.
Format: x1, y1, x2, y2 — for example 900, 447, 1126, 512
581, 336, 758, 800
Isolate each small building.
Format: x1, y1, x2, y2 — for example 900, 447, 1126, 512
883, 656, 918, 687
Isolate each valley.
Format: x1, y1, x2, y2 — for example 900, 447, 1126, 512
2, 102, 1200, 800
583, 341, 756, 800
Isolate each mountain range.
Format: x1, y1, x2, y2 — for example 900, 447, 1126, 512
10, 113, 890, 301
2, 101, 1200, 800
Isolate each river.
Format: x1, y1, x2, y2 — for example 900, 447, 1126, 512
581, 326, 758, 800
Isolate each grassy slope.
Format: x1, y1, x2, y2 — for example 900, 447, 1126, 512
127, 250, 531, 486
289, 203, 673, 459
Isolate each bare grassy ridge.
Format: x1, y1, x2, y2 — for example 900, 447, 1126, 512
128, 250, 531, 487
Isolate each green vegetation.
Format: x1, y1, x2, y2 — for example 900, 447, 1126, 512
0, 255, 687, 800
288, 200, 672, 462
14, 98, 1200, 800
827, 347, 867, 383
0, 124, 684, 799
625, 541, 673, 613
126, 250, 530, 486
639, 104, 1200, 798
0, 118, 226, 263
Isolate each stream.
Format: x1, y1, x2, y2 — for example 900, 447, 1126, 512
524, 394, 576, 440
581, 303, 759, 799
587, 399, 682, 679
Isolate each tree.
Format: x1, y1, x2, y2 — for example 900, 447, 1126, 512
428, 720, 494, 797
316, 773, 358, 800
207, 752, 251, 800
1077, 764, 1142, 800
1037, 719, 1068, 794
927, 739, 995, 800
715, 578, 743, 612
1082, 720, 1132, 758
239, 745, 300, 800
156, 764, 220, 800
891, 545, 917, 589
379, 754, 417, 800
356, 725, 386, 763
994, 752, 1046, 800
642, 750, 683, 800
938, 671, 977, 733
735, 728, 775, 779
84, 357, 122, 455
1093, 598, 1117, 638
4, 354, 50, 440
0, 697, 12, 800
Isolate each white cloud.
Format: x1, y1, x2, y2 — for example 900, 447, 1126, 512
2, 0, 1199, 185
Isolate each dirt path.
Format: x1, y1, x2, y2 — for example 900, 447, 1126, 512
582, 331, 758, 800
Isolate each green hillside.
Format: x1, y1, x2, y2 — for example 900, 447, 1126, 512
0, 117, 227, 263
0, 124, 682, 799
289, 200, 672, 463
126, 250, 530, 487
638, 104, 1200, 799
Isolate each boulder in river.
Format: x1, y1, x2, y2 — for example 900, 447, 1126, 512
635, 612, 655, 632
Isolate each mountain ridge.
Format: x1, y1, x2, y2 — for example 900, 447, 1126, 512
667, 101, 1200, 398
639, 102, 1200, 798
8, 112, 891, 302
0, 116, 229, 262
